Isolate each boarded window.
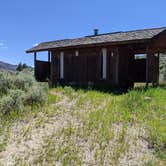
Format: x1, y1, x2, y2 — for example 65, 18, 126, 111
60, 52, 64, 79
102, 48, 107, 79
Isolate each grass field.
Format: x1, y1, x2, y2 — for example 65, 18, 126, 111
0, 82, 165, 165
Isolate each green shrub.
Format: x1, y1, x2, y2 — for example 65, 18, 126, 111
0, 72, 14, 96
0, 71, 48, 115
0, 90, 24, 114
23, 85, 48, 107
13, 72, 35, 91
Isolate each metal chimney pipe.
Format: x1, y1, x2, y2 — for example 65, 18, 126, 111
94, 29, 99, 36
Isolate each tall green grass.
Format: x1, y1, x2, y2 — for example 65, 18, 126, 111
32, 86, 165, 165
0, 79, 165, 165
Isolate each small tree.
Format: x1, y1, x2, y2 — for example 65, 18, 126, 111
16, 63, 23, 71
16, 63, 28, 71
22, 63, 28, 69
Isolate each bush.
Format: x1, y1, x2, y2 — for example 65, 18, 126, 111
0, 71, 48, 115
0, 90, 24, 114
0, 72, 14, 96
13, 72, 35, 91
23, 85, 48, 107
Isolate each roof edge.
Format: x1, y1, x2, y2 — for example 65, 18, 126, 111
26, 27, 166, 53
26, 38, 150, 53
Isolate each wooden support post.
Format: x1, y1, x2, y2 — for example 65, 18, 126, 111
48, 51, 51, 62
152, 52, 160, 87
156, 52, 160, 86
115, 47, 119, 86
146, 49, 159, 88
34, 52, 37, 63
145, 47, 149, 88
34, 52, 37, 69
34, 52, 37, 79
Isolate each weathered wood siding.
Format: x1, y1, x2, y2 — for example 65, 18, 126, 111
49, 41, 162, 87
50, 47, 120, 86
106, 47, 118, 85
151, 30, 166, 51
146, 32, 166, 85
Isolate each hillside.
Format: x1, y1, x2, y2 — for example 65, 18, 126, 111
0, 71, 165, 166
0, 61, 17, 71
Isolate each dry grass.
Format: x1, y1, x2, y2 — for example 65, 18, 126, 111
0, 86, 165, 165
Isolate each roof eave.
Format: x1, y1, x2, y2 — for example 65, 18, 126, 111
26, 38, 150, 53
26, 49, 48, 53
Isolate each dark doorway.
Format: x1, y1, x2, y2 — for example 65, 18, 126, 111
128, 54, 146, 82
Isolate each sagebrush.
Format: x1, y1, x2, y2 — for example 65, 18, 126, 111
0, 70, 48, 115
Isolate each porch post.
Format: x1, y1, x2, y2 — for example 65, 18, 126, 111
34, 52, 37, 79
34, 52, 37, 63
156, 52, 160, 86
152, 52, 159, 87
145, 47, 149, 88
48, 51, 51, 62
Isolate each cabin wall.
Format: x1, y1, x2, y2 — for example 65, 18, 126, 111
50, 46, 119, 86
50, 42, 161, 87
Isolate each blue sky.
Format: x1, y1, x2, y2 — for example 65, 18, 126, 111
0, 0, 166, 66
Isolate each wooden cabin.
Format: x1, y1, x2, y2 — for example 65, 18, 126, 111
26, 27, 166, 88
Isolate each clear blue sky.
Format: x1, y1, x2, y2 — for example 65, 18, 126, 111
0, 0, 165, 66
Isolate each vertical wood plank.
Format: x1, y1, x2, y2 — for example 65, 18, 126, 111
115, 47, 119, 85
